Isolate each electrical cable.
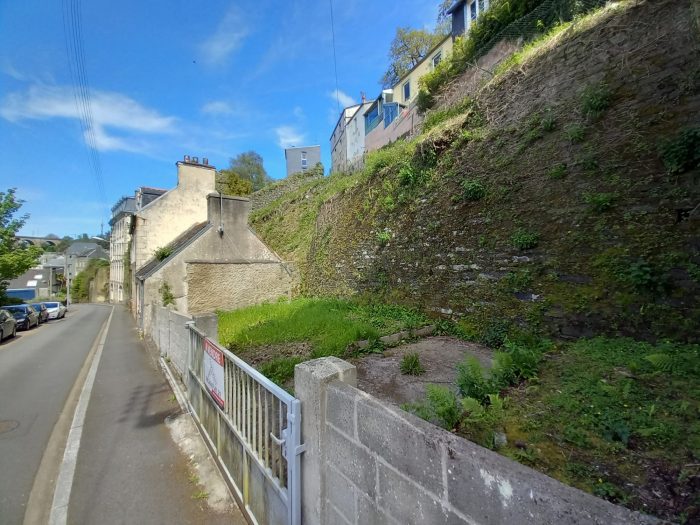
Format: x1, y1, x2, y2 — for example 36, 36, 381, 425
61, 0, 107, 219
329, 0, 341, 114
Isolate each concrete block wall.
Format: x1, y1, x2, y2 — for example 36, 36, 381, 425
150, 306, 192, 377
295, 357, 658, 525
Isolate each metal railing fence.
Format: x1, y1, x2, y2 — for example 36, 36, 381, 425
186, 323, 303, 525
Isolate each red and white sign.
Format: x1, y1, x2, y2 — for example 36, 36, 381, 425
203, 338, 225, 409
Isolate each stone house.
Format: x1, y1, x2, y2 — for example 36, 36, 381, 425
130, 157, 217, 317
134, 193, 295, 332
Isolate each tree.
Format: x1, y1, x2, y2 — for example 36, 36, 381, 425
436, 0, 454, 35
380, 27, 445, 88
0, 188, 41, 298
216, 170, 253, 196
219, 151, 272, 193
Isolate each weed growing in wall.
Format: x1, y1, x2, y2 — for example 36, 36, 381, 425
460, 179, 487, 201
511, 228, 540, 250
547, 163, 567, 179
160, 281, 175, 307
581, 82, 612, 119
565, 123, 585, 143
583, 192, 616, 212
660, 127, 700, 174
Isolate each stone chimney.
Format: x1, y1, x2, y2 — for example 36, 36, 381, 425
176, 155, 216, 192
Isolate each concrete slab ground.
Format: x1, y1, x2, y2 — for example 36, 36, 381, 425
353, 335, 494, 406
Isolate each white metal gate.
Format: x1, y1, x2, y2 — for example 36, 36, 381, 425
186, 323, 303, 525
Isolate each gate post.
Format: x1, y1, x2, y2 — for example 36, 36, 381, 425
294, 357, 356, 525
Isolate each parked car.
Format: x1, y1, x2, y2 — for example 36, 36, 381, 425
3, 304, 39, 330
30, 303, 49, 324
43, 301, 67, 320
0, 309, 17, 341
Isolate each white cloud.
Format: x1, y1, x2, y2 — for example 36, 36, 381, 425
293, 106, 305, 120
0, 84, 176, 153
274, 126, 306, 149
328, 89, 356, 108
201, 100, 235, 116
199, 6, 249, 66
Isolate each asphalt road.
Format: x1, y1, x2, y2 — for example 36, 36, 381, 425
0, 304, 242, 524
0, 304, 112, 525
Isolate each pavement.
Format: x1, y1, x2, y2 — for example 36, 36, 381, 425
68, 305, 245, 524
0, 304, 246, 524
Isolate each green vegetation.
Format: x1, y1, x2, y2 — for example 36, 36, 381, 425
583, 191, 615, 212
503, 337, 699, 517
160, 281, 175, 307
460, 179, 486, 201
418, 0, 608, 111
71, 259, 109, 303
510, 228, 539, 250
660, 127, 700, 174
218, 298, 429, 386
547, 163, 567, 179
154, 246, 172, 261
0, 188, 41, 302
422, 97, 482, 132
565, 123, 585, 143
403, 336, 699, 519
400, 352, 425, 375
581, 82, 612, 120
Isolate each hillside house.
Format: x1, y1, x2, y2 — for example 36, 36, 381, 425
363, 36, 453, 154
284, 145, 321, 177
448, 0, 491, 39
135, 193, 294, 332
129, 156, 217, 317
330, 100, 374, 174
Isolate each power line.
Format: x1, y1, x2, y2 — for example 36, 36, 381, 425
61, 0, 107, 208
329, 0, 341, 114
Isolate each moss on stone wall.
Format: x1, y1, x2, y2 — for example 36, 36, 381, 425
251, 0, 700, 343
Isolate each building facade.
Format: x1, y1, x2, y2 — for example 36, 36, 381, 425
363, 36, 453, 154
109, 196, 136, 303
284, 145, 321, 177
130, 157, 217, 317
330, 105, 360, 174
448, 0, 491, 39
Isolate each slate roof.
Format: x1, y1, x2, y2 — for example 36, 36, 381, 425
66, 242, 101, 256
135, 222, 211, 280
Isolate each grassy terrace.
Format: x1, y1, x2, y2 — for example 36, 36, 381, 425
220, 300, 699, 520
218, 298, 428, 385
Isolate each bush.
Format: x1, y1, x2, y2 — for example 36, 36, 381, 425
581, 82, 612, 119
456, 357, 495, 402
547, 163, 567, 179
154, 246, 172, 261
160, 281, 175, 307
511, 228, 539, 250
461, 179, 487, 201
565, 123, 585, 143
583, 192, 615, 212
425, 385, 461, 429
660, 127, 700, 174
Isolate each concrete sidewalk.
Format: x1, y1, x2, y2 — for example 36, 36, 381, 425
68, 306, 245, 524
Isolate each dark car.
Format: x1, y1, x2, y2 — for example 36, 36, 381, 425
0, 309, 17, 341
30, 303, 49, 324
2, 304, 39, 330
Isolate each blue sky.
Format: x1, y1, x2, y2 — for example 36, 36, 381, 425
0, 0, 442, 237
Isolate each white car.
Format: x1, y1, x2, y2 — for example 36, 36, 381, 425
43, 301, 67, 320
